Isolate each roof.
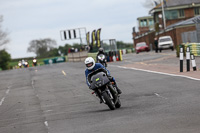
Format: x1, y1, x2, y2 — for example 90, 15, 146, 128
165, 0, 200, 7
150, 0, 200, 13
137, 16, 153, 20
166, 15, 200, 29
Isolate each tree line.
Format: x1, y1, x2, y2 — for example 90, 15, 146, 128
26, 39, 133, 58
0, 15, 11, 70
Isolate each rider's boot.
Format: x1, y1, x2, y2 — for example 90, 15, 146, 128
115, 85, 122, 94
108, 76, 122, 94
112, 81, 122, 94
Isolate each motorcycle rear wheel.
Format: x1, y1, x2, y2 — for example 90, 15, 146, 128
102, 92, 115, 110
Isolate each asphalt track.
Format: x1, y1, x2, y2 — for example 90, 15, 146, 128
0, 52, 200, 133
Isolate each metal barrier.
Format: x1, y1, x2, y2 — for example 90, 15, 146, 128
183, 43, 200, 56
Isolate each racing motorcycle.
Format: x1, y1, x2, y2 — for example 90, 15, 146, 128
18, 62, 22, 68
97, 54, 107, 67
32, 58, 37, 67
88, 68, 121, 110
24, 61, 29, 68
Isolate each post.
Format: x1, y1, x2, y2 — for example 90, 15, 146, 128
161, 0, 166, 30
186, 47, 190, 72
191, 54, 197, 71
180, 47, 183, 72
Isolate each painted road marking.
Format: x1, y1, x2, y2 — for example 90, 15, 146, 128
62, 70, 66, 76
0, 97, 5, 106
44, 121, 50, 133
0, 86, 11, 106
44, 121, 49, 127
154, 93, 167, 99
6, 88, 10, 94
110, 65, 200, 81
44, 110, 53, 113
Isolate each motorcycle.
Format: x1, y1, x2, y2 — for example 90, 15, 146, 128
24, 61, 29, 68
97, 54, 107, 67
18, 62, 22, 68
32, 59, 37, 67
88, 68, 121, 110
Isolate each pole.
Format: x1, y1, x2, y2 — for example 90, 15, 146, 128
186, 47, 190, 72
180, 47, 183, 72
161, 0, 166, 30
191, 54, 197, 71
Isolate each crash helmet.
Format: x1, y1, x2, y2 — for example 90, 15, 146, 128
98, 48, 104, 53
84, 57, 95, 70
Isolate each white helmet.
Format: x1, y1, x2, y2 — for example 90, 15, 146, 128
85, 57, 95, 70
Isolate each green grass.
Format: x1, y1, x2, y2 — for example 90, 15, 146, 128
88, 52, 97, 62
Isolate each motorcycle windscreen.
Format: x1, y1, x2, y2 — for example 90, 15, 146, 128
90, 72, 110, 89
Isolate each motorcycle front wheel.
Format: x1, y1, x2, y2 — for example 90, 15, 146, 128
102, 92, 115, 110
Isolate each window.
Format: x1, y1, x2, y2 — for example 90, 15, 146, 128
165, 10, 178, 20
194, 7, 200, 15
140, 19, 147, 27
140, 20, 144, 27
143, 19, 147, 27
148, 19, 154, 26
179, 9, 185, 18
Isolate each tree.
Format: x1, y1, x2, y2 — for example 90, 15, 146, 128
142, 0, 161, 9
0, 49, 11, 70
27, 38, 57, 57
46, 48, 59, 57
116, 41, 133, 49
0, 15, 10, 47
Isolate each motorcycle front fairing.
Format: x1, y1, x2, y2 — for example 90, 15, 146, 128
89, 72, 110, 90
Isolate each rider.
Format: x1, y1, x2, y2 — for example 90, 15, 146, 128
84, 57, 122, 94
96, 48, 107, 67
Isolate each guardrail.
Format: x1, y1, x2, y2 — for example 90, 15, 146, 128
176, 43, 200, 57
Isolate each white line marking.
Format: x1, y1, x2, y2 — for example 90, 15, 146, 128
44, 110, 53, 113
6, 89, 10, 94
44, 121, 49, 127
113, 65, 200, 81
154, 93, 167, 99
0, 86, 12, 106
62, 70, 66, 76
0, 97, 5, 106
44, 121, 50, 133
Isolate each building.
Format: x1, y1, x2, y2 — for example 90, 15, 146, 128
137, 16, 154, 34
133, 0, 200, 49
150, 0, 200, 30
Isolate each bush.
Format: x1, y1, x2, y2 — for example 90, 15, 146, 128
0, 50, 11, 70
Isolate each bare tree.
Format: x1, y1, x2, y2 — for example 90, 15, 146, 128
142, 0, 161, 9
0, 15, 10, 47
27, 38, 57, 57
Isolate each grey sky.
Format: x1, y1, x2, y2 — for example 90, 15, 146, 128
0, 0, 151, 58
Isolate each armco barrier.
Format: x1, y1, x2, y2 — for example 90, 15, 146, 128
183, 43, 200, 56
43, 57, 66, 65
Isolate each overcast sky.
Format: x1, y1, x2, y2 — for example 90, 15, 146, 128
0, 0, 151, 58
